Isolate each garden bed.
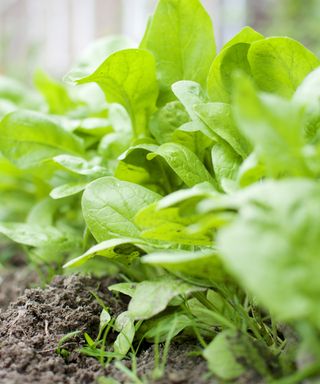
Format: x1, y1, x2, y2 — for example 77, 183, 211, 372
1, 0, 320, 382
0, 272, 215, 384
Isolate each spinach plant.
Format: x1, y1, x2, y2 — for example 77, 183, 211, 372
1, 0, 320, 381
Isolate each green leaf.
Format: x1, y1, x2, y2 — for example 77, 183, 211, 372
203, 331, 246, 380
78, 49, 158, 137
293, 67, 320, 140
0, 75, 43, 109
64, 238, 147, 268
108, 103, 132, 134
149, 101, 189, 144
218, 179, 320, 325
50, 182, 87, 200
211, 142, 242, 188
171, 81, 218, 152
65, 35, 133, 82
75, 117, 113, 137
142, 249, 225, 281
204, 330, 273, 381
135, 202, 213, 246
100, 309, 111, 332
195, 102, 249, 158
108, 282, 137, 298
0, 222, 63, 247
34, 69, 75, 114
82, 177, 161, 242
113, 311, 135, 356
237, 153, 265, 188
142, 0, 216, 103
26, 198, 57, 227
222, 26, 264, 50
116, 144, 177, 194
248, 37, 320, 98
172, 121, 214, 163
0, 110, 83, 169
98, 132, 132, 167
141, 312, 193, 342
233, 74, 308, 177
157, 182, 216, 210
207, 43, 252, 103
53, 154, 109, 177
127, 277, 204, 320
147, 143, 215, 187
171, 81, 206, 121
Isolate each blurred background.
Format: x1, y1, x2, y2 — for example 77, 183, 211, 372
0, 0, 319, 81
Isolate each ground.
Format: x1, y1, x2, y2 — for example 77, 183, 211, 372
0, 270, 215, 384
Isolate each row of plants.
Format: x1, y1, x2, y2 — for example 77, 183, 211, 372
1, 0, 320, 382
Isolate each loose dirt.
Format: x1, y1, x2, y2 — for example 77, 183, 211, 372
0, 273, 215, 384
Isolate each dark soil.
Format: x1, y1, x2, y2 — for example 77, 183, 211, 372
0, 268, 38, 309
0, 273, 215, 384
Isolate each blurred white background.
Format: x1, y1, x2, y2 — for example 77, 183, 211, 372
0, 0, 247, 79
0, 0, 319, 81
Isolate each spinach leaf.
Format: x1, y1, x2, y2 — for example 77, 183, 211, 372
142, 249, 225, 281
142, 0, 216, 103
127, 277, 204, 320
233, 74, 309, 177
78, 49, 158, 137
82, 177, 161, 241
0, 110, 83, 169
207, 43, 252, 103
248, 37, 320, 98
147, 143, 215, 187
218, 180, 320, 325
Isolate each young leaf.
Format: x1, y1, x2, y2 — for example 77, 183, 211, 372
248, 37, 320, 98
82, 177, 161, 241
149, 100, 189, 144
142, 0, 216, 103
135, 202, 213, 246
64, 238, 148, 268
127, 277, 204, 320
171, 81, 206, 121
108, 282, 137, 298
141, 312, 193, 342
0, 110, 83, 169
293, 67, 320, 140
53, 154, 109, 177
147, 143, 215, 187
65, 35, 133, 82
116, 144, 177, 194
50, 182, 87, 200
100, 309, 111, 332
0, 75, 43, 109
142, 249, 225, 281
34, 69, 75, 114
113, 311, 135, 356
211, 142, 242, 188
233, 74, 308, 177
218, 179, 320, 325
75, 117, 113, 137
237, 153, 265, 187
203, 331, 246, 380
207, 43, 252, 103
0, 222, 63, 247
195, 102, 249, 158
204, 330, 274, 381
157, 182, 216, 210
77, 49, 158, 137
222, 26, 264, 50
